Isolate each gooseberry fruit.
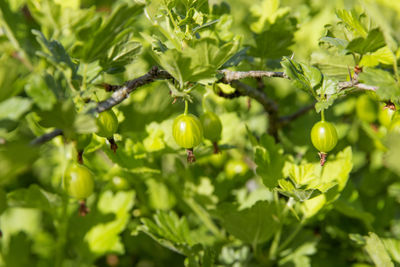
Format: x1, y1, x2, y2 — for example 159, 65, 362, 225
200, 112, 222, 153
75, 134, 92, 164
311, 120, 338, 166
96, 109, 118, 152
64, 163, 94, 216
379, 104, 396, 128
172, 114, 203, 163
225, 159, 249, 179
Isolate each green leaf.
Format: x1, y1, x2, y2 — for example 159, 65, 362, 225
364, 232, 394, 267
359, 67, 400, 101
319, 37, 349, 54
74, 114, 97, 134
383, 238, 400, 264
359, 46, 396, 67
0, 187, 8, 215
249, 14, 297, 60
249, 0, 291, 33
146, 178, 176, 210
25, 75, 57, 111
153, 38, 239, 86
281, 57, 322, 96
36, 100, 76, 137
384, 133, 400, 176
336, 9, 367, 38
7, 184, 58, 214
346, 28, 386, 54
85, 190, 135, 255
215, 201, 280, 245
254, 134, 285, 189
0, 142, 39, 184
71, 3, 144, 63
315, 78, 339, 112
100, 38, 141, 74
0, 97, 32, 121
137, 210, 195, 255
32, 30, 78, 79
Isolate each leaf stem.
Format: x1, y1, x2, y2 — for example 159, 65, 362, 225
184, 198, 224, 239
277, 219, 305, 253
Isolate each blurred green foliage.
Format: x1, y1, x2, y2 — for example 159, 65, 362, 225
0, 0, 400, 266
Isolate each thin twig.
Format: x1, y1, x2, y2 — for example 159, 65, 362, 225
221, 70, 377, 91
31, 67, 172, 145
94, 66, 172, 113
230, 80, 278, 113
30, 129, 63, 145
31, 68, 377, 145
338, 80, 376, 91
220, 70, 288, 83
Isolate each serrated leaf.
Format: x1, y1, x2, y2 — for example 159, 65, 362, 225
0, 142, 40, 184
32, 30, 78, 79
359, 46, 396, 67
336, 9, 367, 38
359, 67, 400, 101
71, 3, 144, 63
138, 211, 195, 255
7, 185, 59, 214
85, 190, 135, 255
36, 100, 76, 137
319, 37, 349, 54
249, 0, 291, 33
281, 57, 322, 95
74, 114, 97, 134
249, 14, 296, 60
254, 134, 285, 189
364, 233, 394, 267
383, 238, 400, 264
384, 133, 400, 176
347, 28, 386, 55
215, 201, 280, 245
319, 78, 338, 96
315, 96, 336, 113
25, 75, 56, 111
0, 97, 32, 121
101, 39, 141, 74
153, 38, 239, 86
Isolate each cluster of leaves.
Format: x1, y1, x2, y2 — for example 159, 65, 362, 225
1, 0, 400, 266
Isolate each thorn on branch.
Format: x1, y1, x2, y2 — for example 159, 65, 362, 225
30, 129, 63, 145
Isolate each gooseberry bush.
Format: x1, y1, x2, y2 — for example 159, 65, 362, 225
1, 0, 400, 266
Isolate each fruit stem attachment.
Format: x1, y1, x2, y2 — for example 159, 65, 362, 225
318, 152, 327, 166
108, 137, 118, 153
78, 199, 89, 216
186, 148, 196, 163
320, 110, 325, 122
184, 100, 189, 115
77, 150, 84, 164
213, 141, 220, 154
